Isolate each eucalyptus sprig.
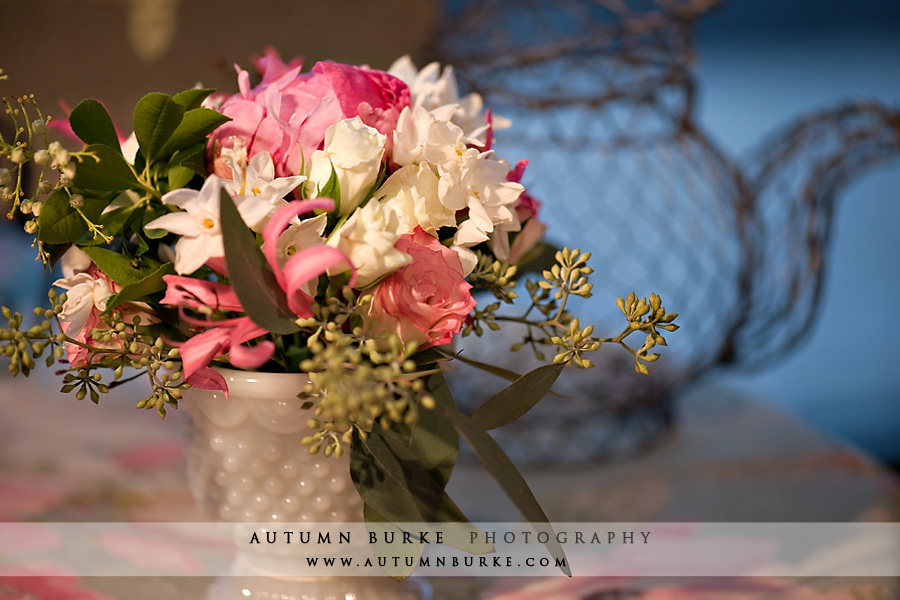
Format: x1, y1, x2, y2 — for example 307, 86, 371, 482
297, 322, 436, 459
465, 247, 679, 373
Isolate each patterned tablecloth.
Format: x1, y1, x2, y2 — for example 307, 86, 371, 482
1, 370, 898, 599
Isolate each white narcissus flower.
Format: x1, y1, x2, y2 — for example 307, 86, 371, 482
327, 201, 412, 288
307, 117, 386, 217
223, 151, 306, 232
391, 105, 467, 167
388, 56, 509, 143
439, 149, 524, 261
146, 176, 258, 275
53, 272, 114, 337
377, 163, 454, 236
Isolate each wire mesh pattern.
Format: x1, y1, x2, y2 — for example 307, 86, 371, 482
430, 0, 900, 466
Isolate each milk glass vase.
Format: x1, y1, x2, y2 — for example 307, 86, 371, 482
181, 368, 429, 600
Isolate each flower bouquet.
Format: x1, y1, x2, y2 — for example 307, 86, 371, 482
0, 51, 677, 575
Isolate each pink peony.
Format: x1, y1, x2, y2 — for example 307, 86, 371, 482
208, 49, 410, 179
365, 227, 476, 349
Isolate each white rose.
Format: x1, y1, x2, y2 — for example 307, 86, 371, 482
327, 201, 412, 288
307, 117, 386, 217
53, 272, 114, 337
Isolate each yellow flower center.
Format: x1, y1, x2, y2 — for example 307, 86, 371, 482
286, 245, 297, 256
202, 218, 216, 229
252, 187, 261, 196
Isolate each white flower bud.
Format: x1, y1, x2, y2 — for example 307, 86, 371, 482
20, 200, 33, 214
33, 149, 51, 166
51, 150, 70, 170
69, 194, 84, 209
31, 120, 47, 135
32, 201, 43, 217
48, 141, 63, 155
62, 161, 77, 179
24, 220, 37, 234
10, 149, 26, 164
0, 186, 10, 200
58, 175, 72, 188
37, 180, 53, 195
0, 168, 10, 185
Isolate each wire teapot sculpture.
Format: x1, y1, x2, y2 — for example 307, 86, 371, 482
429, 0, 900, 466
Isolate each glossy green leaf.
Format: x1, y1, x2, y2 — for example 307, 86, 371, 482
105, 262, 174, 312
167, 165, 195, 190
37, 191, 104, 244
438, 394, 572, 576
172, 87, 216, 109
95, 196, 144, 240
220, 190, 300, 335
81, 246, 159, 286
157, 108, 229, 159
470, 364, 564, 430
69, 99, 121, 151
133, 92, 184, 163
73, 144, 141, 192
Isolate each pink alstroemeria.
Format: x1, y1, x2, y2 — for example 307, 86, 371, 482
261, 198, 357, 317
162, 199, 355, 396
160, 276, 271, 395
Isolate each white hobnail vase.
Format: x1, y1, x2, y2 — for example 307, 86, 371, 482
181, 368, 429, 600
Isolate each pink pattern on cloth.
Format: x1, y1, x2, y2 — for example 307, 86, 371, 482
0, 572, 115, 600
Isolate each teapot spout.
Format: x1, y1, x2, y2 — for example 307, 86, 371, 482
731, 102, 900, 368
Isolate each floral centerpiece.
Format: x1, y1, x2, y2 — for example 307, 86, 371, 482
0, 52, 677, 574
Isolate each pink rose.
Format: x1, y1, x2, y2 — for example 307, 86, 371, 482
365, 227, 477, 349
209, 50, 409, 179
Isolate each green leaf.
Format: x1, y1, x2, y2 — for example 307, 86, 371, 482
167, 165, 195, 190
438, 390, 572, 576
363, 506, 424, 582
142, 204, 171, 239
448, 351, 523, 383
73, 144, 141, 192
95, 196, 144, 240
350, 428, 467, 524
157, 108, 230, 159
37, 191, 104, 244
411, 347, 453, 366
220, 190, 300, 335
317, 161, 342, 214
516, 242, 561, 274
382, 373, 459, 489
470, 364, 564, 430
69, 99, 121, 151
81, 246, 159, 286
105, 262, 174, 311
133, 92, 184, 163
172, 87, 216, 109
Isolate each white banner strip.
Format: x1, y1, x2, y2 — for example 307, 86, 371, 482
1, 522, 898, 577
